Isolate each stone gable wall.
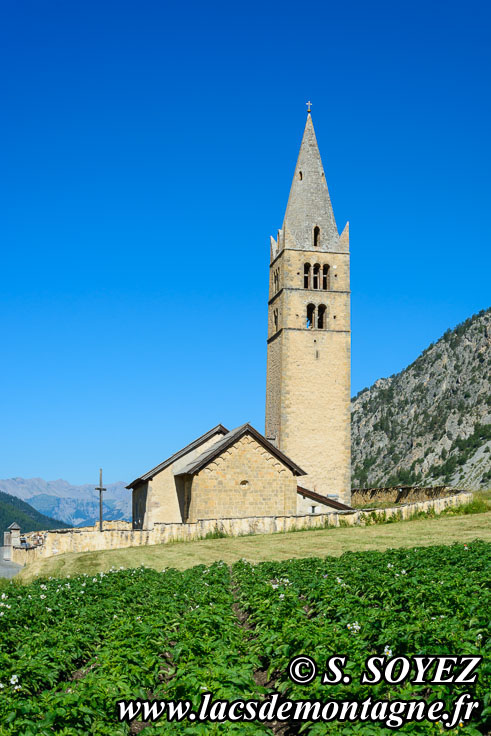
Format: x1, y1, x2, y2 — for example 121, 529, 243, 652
187, 435, 298, 521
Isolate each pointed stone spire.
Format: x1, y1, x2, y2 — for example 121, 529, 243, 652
282, 113, 339, 251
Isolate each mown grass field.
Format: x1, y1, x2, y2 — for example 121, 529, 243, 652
17, 509, 491, 582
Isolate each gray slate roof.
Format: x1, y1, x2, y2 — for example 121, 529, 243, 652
297, 486, 353, 511
126, 424, 228, 489
174, 423, 306, 477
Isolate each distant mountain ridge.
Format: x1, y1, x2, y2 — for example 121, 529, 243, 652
0, 478, 131, 527
351, 307, 490, 489
0, 490, 70, 533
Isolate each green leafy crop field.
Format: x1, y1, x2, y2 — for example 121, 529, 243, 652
0, 542, 489, 735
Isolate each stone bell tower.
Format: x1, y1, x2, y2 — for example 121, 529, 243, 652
265, 111, 351, 504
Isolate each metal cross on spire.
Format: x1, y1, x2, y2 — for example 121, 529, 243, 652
95, 468, 106, 532
306, 100, 312, 113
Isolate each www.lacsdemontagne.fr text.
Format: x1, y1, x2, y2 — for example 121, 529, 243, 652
118, 691, 480, 730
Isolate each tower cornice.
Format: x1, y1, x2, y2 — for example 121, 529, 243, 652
268, 287, 351, 306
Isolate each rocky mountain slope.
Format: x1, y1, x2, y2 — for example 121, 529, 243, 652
351, 307, 490, 489
0, 490, 70, 533
0, 478, 130, 527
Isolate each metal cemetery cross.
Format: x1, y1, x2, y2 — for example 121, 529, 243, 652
95, 468, 106, 532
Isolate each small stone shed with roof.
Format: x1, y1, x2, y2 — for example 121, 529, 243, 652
3, 522, 21, 559
127, 423, 311, 529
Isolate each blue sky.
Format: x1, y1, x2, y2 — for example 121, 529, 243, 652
0, 0, 489, 484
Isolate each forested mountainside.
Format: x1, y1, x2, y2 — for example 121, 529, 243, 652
0, 490, 70, 533
351, 307, 490, 489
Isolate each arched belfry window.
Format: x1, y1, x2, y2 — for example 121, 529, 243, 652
304, 263, 311, 289
274, 269, 280, 293
306, 304, 315, 329
313, 226, 321, 248
313, 264, 320, 290
322, 264, 330, 290
318, 304, 327, 329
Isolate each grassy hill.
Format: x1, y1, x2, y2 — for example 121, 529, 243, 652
17, 504, 490, 582
352, 307, 490, 489
0, 490, 71, 534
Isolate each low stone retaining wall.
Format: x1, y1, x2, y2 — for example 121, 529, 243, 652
73, 521, 133, 532
351, 485, 456, 506
9, 491, 473, 566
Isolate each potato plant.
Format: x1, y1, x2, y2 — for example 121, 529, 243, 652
232, 541, 490, 735
0, 542, 488, 735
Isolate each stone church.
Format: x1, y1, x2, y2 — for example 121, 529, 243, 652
128, 111, 351, 530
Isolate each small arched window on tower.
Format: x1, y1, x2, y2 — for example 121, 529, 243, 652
313, 226, 321, 248
306, 303, 315, 329
322, 264, 330, 290
317, 304, 326, 329
303, 263, 311, 289
313, 264, 320, 290
273, 308, 279, 333
273, 269, 280, 294
298, 171, 303, 180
